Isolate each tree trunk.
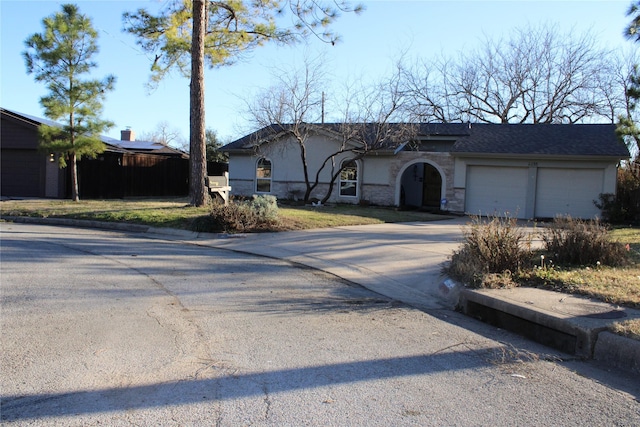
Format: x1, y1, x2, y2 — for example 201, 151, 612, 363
189, 0, 209, 207
70, 152, 79, 202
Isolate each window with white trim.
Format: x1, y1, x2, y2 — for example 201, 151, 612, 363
256, 158, 272, 193
339, 160, 358, 197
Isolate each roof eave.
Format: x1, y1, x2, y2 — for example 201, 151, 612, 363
451, 152, 629, 161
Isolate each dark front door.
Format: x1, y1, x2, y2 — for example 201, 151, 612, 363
422, 163, 442, 208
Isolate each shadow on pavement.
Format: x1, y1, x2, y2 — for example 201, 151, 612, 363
2, 350, 489, 421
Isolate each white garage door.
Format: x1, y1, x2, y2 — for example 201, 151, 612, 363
465, 166, 528, 218
535, 168, 603, 219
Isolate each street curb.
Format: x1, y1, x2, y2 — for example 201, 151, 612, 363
2, 216, 150, 233
458, 288, 640, 376
593, 331, 640, 374
458, 288, 600, 358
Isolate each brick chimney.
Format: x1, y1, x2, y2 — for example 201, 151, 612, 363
121, 128, 135, 141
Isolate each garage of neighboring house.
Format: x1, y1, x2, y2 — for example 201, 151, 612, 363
1, 108, 66, 198
1, 108, 190, 199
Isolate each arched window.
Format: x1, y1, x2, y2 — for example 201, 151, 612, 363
339, 160, 358, 197
256, 158, 272, 193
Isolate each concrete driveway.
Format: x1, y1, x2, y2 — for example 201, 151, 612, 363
176, 217, 469, 311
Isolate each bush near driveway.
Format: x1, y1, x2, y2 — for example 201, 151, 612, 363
444, 214, 640, 340
445, 215, 631, 289
542, 216, 629, 267
443, 215, 532, 288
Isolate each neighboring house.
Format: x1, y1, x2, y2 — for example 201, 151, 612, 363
223, 123, 630, 219
1, 108, 189, 199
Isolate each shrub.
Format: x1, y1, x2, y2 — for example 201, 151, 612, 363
444, 215, 532, 287
595, 193, 632, 224
249, 194, 279, 221
595, 164, 640, 224
542, 216, 629, 267
191, 195, 279, 233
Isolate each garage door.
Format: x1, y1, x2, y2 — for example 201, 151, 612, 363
535, 168, 603, 219
465, 166, 528, 218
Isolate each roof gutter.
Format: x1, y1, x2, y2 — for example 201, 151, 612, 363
451, 152, 630, 161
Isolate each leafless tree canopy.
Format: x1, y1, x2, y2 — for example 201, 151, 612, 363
400, 24, 631, 125
245, 56, 413, 203
138, 121, 187, 150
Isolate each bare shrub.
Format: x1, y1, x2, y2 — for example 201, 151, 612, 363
444, 215, 532, 287
191, 195, 279, 233
542, 216, 629, 266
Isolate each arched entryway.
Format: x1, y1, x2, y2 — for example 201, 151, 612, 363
398, 161, 443, 210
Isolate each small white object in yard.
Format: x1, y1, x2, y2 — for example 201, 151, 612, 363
439, 279, 457, 295
439, 279, 461, 306
511, 374, 527, 379
312, 201, 322, 207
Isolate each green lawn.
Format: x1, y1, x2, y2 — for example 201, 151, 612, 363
0, 198, 451, 230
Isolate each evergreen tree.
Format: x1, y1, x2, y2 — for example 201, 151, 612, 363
623, 2, 640, 156
206, 129, 228, 163
23, 3, 116, 202
627, 1, 640, 41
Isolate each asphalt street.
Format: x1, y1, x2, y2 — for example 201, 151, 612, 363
1, 223, 639, 426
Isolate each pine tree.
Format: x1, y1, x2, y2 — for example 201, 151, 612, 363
123, 0, 362, 206
23, 3, 116, 201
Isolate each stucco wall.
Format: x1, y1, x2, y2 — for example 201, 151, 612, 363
228, 136, 459, 209
228, 134, 387, 203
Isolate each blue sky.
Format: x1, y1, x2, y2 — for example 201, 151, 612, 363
0, 0, 634, 145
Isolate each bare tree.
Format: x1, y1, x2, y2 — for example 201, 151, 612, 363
124, 0, 363, 206
321, 66, 415, 203
246, 55, 327, 202
246, 58, 414, 203
138, 121, 187, 150
400, 24, 617, 125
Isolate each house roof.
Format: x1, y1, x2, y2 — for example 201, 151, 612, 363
105, 139, 188, 157
223, 123, 341, 151
450, 123, 629, 157
223, 122, 629, 159
1, 108, 188, 158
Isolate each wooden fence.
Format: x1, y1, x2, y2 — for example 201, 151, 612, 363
77, 152, 189, 199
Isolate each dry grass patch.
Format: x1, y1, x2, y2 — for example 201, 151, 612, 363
608, 319, 640, 340
517, 266, 640, 309
278, 205, 450, 230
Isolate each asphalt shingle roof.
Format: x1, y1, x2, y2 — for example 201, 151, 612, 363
223, 122, 630, 158
450, 123, 629, 157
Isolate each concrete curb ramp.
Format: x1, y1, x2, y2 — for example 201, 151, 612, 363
459, 287, 640, 374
